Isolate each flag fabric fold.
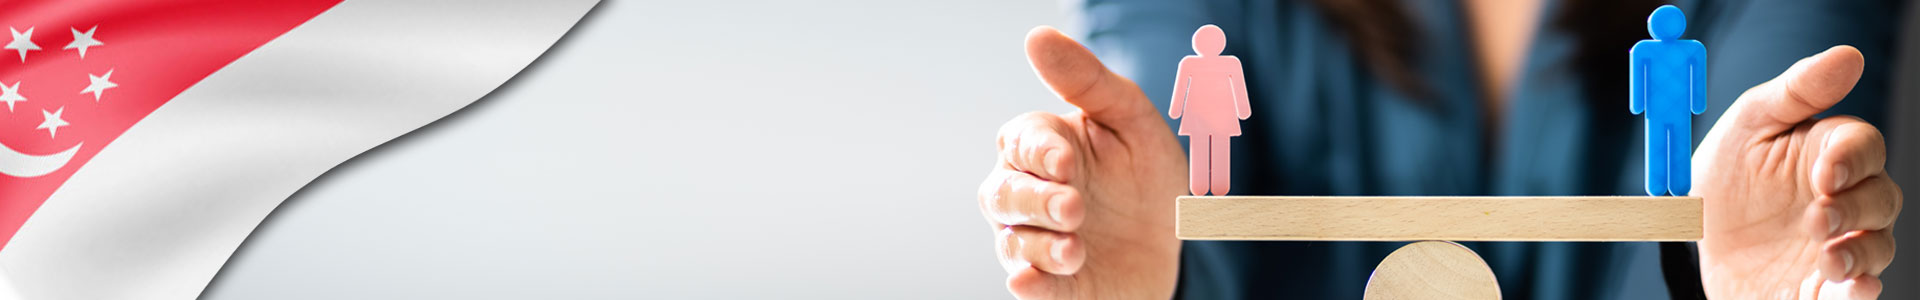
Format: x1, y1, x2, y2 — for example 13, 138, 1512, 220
0, 1, 599, 299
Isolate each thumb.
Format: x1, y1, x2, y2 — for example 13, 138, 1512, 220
1724, 46, 1866, 133
1025, 26, 1163, 136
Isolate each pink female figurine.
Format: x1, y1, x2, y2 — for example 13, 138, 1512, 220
1169, 24, 1250, 196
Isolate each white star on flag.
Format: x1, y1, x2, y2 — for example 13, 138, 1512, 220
4, 27, 37, 62
0, 81, 23, 112
36, 106, 67, 138
81, 69, 115, 101
64, 26, 102, 58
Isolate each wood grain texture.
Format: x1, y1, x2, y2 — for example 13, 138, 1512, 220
1363, 241, 1502, 300
1177, 196, 1702, 241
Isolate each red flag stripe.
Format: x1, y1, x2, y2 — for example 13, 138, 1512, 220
0, 0, 343, 251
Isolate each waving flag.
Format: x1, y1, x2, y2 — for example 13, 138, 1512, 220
0, 0, 597, 298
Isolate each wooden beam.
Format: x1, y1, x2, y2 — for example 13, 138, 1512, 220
1177, 196, 1702, 241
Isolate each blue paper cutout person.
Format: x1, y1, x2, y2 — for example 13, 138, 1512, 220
1630, 5, 1706, 196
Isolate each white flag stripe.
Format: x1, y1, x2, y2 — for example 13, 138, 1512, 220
0, 1, 598, 299
0, 269, 17, 300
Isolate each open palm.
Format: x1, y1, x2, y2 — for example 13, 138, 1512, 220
1695, 46, 1901, 299
978, 27, 1187, 299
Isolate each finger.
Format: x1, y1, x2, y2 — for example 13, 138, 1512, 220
1008, 267, 1075, 300
1820, 230, 1896, 282
1725, 46, 1865, 133
996, 111, 1079, 182
996, 226, 1086, 275
1816, 275, 1882, 300
979, 169, 1085, 232
1025, 26, 1162, 136
1812, 175, 1902, 237
979, 169, 1010, 229
1811, 119, 1889, 195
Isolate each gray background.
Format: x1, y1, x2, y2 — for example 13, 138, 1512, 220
201, 0, 1067, 299
202, 0, 1918, 299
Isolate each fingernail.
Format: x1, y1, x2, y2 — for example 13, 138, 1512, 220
1051, 237, 1070, 265
1826, 208, 1843, 236
1044, 149, 1067, 180
1831, 165, 1850, 192
1059, 237, 1075, 261
1841, 252, 1856, 277
1048, 194, 1068, 225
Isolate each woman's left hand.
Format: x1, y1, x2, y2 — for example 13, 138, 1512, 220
1695, 45, 1902, 299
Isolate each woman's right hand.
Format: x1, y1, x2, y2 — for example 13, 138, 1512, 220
976, 26, 1189, 300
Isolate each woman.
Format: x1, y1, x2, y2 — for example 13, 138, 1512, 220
977, 0, 1904, 299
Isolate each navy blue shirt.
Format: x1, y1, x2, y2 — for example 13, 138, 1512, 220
1069, 0, 1901, 298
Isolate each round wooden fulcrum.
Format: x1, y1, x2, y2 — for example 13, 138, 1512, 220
1363, 241, 1501, 299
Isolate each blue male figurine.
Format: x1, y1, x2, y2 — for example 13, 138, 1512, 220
1630, 5, 1706, 196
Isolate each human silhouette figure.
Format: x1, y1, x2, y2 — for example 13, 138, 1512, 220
1630, 5, 1706, 196
1170, 24, 1250, 196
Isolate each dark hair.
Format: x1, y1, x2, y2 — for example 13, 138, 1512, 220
1552, 0, 1669, 128
1309, 0, 1430, 99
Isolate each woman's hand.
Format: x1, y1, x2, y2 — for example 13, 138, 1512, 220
976, 27, 1188, 299
1695, 46, 1902, 299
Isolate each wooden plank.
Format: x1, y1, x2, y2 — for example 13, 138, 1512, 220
1177, 196, 1702, 241
1363, 241, 1501, 300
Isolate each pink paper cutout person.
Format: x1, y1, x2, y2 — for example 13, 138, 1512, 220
1170, 24, 1250, 196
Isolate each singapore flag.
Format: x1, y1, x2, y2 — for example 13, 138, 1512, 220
0, 0, 596, 298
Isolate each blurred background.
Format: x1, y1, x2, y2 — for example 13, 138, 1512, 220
200, 0, 1918, 299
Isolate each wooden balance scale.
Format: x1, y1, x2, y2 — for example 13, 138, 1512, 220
1176, 196, 1703, 299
